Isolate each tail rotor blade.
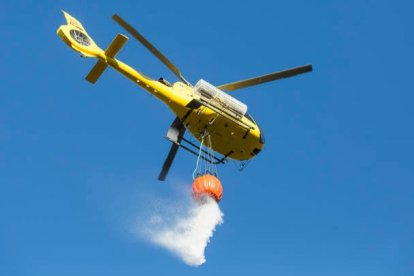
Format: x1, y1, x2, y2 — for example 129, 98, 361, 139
112, 14, 191, 86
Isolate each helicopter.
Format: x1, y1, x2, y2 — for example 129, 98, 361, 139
57, 11, 312, 181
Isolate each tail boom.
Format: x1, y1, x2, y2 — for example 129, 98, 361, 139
57, 11, 185, 108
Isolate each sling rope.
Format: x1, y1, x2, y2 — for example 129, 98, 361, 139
192, 131, 219, 179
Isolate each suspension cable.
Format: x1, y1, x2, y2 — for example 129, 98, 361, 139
192, 130, 219, 179
192, 134, 205, 179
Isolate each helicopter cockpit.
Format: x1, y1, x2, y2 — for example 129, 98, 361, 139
245, 113, 265, 145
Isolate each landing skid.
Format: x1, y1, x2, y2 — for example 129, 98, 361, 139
178, 137, 230, 165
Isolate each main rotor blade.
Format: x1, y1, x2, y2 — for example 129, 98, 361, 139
217, 64, 313, 92
158, 117, 186, 181
112, 14, 191, 86
158, 143, 180, 181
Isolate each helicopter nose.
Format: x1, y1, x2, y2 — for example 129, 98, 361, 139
251, 128, 265, 157
259, 129, 265, 144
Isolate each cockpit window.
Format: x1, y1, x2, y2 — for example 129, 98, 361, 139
245, 114, 256, 124
260, 131, 265, 144
246, 113, 265, 144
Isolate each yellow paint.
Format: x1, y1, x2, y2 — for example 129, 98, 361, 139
57, 11, 264, 160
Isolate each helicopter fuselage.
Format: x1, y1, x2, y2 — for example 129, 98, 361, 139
57, 12, 264, 162
107, 54, 265, 160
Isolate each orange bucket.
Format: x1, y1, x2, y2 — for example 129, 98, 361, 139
192, 174, 223, 202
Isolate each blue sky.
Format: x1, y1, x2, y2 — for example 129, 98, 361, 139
1, 0, 413, 275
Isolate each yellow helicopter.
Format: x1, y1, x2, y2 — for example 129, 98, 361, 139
57, 11, 312, 180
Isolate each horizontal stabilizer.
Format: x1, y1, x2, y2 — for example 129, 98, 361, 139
105, 33, 128, 58
85, 33, 128, 84
85, 60, 108, 84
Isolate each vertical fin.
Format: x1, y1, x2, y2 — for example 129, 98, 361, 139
62, 10, 86, 32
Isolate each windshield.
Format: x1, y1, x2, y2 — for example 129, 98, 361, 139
245, 114, 256, 124
245, 114, 265, 144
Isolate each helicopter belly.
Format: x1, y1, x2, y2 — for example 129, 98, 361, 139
184, 109, 263, 160
157, 82, 264, 161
